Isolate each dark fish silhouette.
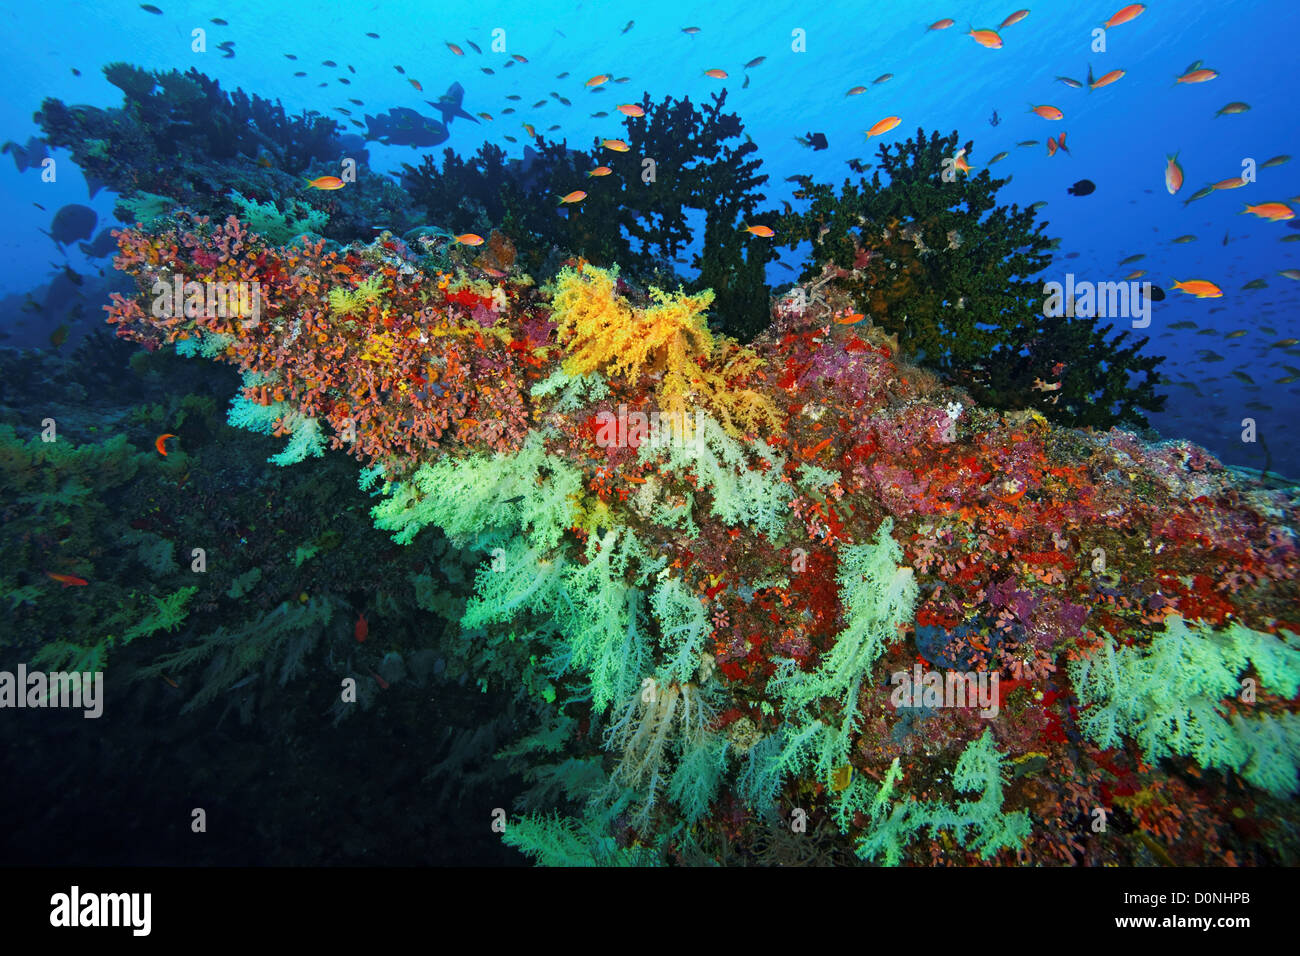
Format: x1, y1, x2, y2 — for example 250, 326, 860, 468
799, 132, 828, 150
2, 136, 48, 172
47, 204, 97, 247
363, 108, 448, 147
78, 228, 119, 258
431, 82, 479, 125
989, 109, 1000, 126
1149, 285, 1166, 301
1067, 179, 1096, 196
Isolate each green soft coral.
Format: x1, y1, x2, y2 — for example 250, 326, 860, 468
369, 432, 582, 551
1070, 615, 1300, 795
637, 411, 789, 536
229, 189, 328, 246
774, 518, 918, 773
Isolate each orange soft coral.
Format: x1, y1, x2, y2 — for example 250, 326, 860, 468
551, 265, 781, 437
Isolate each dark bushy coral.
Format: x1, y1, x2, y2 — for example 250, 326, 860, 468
772, 128, 1165, 428
36, 65, 414, 243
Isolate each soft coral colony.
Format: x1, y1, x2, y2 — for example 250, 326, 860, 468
103, 205, 1300, 867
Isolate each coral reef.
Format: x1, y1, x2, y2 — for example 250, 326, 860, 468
36, 65, 416, 243
97, 211, 1300, 867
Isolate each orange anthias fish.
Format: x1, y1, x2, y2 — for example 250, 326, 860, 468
602, 138, 630, 152
968, 29, 1003, 48
1177, 68, 1218, 84
354, 613, 368, 643
1000, 9, 1030, 28
46, 572, 89, 587
454, 233, 485, 245
522, 123, 537, 137
409, 78, 423, 92
1103, 3, 1145, 28
845, 85, 867, 96
155, 433, 176, 456
1090, 68, 1125, 90
834, 312, 866, 325
1242, 202, 1295, 221
1030, 104, 1063, 120
1171, 279, 1223, 298
928, 18, 955, 30
445, 42, 464, 56
1213, 177, 1248, 190
703, 68, 728, 79
616, 104, 645, 117
865, 116, 901, 138
306, 175, 345, 190
585, 74, 611, 87
558, 190, 587, 204
587, 166, 612, 177
742, 224, 774, 237
1047, 135, 1058, 156
1165, 153, 1184, 194
953, 148, 972, 174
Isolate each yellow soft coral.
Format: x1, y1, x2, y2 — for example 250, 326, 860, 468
552, 266, 781, 436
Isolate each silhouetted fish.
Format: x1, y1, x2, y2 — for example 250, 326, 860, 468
2, 136, 48, 172
78, 228, 119, 258
47, 204, 97, 247
1067, 179, 1095, 196
363, 108, 448, 147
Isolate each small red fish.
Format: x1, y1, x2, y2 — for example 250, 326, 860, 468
370, 669, 389, 690
155, 433, 176, 456
409, 78, 423, 92
355, 613, 369, 643
46, 572, 89, 587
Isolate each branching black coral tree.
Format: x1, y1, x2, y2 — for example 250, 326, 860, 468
772, 128, 1165, 427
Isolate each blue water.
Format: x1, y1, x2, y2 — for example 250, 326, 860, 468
2, 0, 1297, 474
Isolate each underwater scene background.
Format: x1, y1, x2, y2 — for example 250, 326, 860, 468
0, 0, 1297, 867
